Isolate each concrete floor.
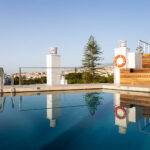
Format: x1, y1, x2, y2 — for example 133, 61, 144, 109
1, 83, 150, 94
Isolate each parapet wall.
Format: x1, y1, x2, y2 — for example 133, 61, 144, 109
120, 94, 150, 118
119, 54, 150, 85
120, 94, 150, 107
142, 54, 150, 68
120, 68, 150, 85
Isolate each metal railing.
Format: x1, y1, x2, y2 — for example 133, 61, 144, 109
18, 67, 82, 85
138, 40, 150, 54
4, 66, 114, 86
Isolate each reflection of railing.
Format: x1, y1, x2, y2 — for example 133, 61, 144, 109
139, 118, 150, 134
20, 105, 88, 112
0, 97, 15, 112
16, 66, 112, 86
0, 97, 6, 112
0, 95, 109, 112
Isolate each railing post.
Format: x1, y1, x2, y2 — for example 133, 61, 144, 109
19, 96, 22, 111
11, 74, 14, 87
19, 67, 22, 85
0, 68, 4, 92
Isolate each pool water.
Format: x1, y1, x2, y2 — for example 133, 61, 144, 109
0, 91, 150, 150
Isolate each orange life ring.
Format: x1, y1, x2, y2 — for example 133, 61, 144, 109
114, 55, 126, 68
114, 106, 126, 119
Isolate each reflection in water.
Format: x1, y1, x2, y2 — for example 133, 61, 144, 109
114, 93, 150, 134
0, 93, 103, 128
19, 96, 22, 111
1, 92, 150, 135
47, 95, 61, 127
11, 96, 15, 109
0, 97, 5, 112
2, 92, 150, 150
18, 95, 61, 128
84, 93, 103, 116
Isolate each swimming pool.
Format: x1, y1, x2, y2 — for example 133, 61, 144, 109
0, 90, 150, 150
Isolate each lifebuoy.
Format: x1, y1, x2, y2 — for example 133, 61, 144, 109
114, 106, 126, 119
114, 55, 126, 68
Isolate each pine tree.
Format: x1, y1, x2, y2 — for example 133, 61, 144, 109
82, 35, 103, 82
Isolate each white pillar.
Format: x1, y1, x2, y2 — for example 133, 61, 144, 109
114, 40, 130, 84
46, 47, 61, 85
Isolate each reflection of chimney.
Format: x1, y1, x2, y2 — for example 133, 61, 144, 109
50, 119, 57, 127
114, 93, 120, 106
114, 93, 143, 134
118, 40, 127, 48
47, 94, 61, 127
119, 126, 127, 134
114, 93, 129, 134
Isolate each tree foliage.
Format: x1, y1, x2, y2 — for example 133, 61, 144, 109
136, 46, 144, 54
82, 35, 103, 82
65, 73, 113, 84
13, 76, 46, 85
84, 93, 103, 116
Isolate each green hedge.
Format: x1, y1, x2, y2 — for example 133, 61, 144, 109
13, 73, 113, 85
65, 73, 114, 84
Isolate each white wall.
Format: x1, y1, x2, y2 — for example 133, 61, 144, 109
46, 54, 61, 85
128, 107, 142, 122
128, 52, 142, 68
114, 47, 130, 84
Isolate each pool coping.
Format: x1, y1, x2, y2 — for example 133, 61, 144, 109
1, 83, 150, 96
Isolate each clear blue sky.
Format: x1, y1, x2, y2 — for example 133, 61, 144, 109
0, 0, 150, 73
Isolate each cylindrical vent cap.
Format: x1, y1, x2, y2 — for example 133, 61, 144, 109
118, 40, 127, 48
49, 47, 57, 54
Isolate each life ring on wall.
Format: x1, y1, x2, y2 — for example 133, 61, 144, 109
114, 106, 126, 119
114, 55, 126, 68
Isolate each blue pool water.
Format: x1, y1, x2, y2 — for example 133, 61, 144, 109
0, 91, 150, 150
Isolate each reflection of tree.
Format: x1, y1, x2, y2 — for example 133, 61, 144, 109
84, 93, 103, 116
